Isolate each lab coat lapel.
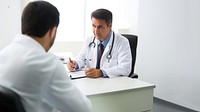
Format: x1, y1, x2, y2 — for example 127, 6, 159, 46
91, 38, 98, 67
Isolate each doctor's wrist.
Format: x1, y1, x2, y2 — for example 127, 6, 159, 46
100, 69, 109, 78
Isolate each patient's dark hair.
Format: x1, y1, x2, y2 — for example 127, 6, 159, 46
21, 1, 59, 38
91, 9, 112, 26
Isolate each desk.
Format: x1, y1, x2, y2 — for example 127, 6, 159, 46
72, 77, 155, 112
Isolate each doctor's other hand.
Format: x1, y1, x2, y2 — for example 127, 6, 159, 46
85, 68, 103, 78
67, 60, 76, 71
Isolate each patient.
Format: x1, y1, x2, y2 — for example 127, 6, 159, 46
0, 1, 91, 112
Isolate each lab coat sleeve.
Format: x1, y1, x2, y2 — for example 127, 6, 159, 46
43, 58, 92, 112
102, 36, 132, 78
75, 37, 91, 68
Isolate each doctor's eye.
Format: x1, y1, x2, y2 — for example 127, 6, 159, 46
92, 24, 96, 28
92, 25, 103, 30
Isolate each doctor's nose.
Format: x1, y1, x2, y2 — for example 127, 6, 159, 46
93, 27, 100, 34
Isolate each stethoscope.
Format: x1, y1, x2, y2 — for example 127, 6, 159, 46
88, 32, 115, 61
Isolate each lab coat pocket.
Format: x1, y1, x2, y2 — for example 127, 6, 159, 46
85, 59, 91, 68
104, 58, 118, 68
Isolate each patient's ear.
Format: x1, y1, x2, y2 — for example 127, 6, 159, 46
49, 26, 57, 39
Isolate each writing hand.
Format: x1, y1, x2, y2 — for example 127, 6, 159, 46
67, 58, 76, 71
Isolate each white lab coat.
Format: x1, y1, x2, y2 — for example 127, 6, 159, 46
0, 34, 91, 112
76, 31, 132, 78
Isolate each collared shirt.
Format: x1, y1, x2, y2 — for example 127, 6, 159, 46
96, 31, 112, 78
97, 31, 112, 50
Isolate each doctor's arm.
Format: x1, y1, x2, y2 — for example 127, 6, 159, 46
67, 38, 88, 70
76, 37, 93, 68
85, 68, 105, 78
101, 39, 132, 78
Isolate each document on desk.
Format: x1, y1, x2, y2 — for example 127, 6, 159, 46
68, 70, 87, 79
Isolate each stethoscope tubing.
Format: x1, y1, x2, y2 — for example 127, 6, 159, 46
88, 32, 115, 61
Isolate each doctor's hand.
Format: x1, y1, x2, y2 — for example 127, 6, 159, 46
85, 68, 103, 78
67, 59, 77, 71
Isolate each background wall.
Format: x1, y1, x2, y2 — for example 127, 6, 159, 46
137, 0, 200, 111
0, 0, 83, 56
49, 41, 84, 56
0, 0, 20, 50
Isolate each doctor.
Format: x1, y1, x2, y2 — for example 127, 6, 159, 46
68, 9, 132, 78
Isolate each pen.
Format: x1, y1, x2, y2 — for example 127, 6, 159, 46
69, 57, 73, 63
69, 57, 76, 70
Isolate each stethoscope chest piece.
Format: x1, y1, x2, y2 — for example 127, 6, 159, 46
106, 54, 112, 60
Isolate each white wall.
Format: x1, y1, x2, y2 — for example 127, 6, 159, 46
49, 41, 84, 56
118, 0, 139, 34
0, 0, 20, 50
137, 0, 200, 111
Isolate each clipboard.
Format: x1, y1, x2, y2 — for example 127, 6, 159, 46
68, 70, 87, 80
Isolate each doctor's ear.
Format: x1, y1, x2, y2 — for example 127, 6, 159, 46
108, 23, 112, 28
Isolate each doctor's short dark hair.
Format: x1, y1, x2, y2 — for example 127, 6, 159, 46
91, 9, 112, 26
21, 1, 59, 38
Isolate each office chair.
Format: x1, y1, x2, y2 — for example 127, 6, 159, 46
0, 85, 26, 112
122, 34, 138, 78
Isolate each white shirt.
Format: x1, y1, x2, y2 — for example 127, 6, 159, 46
0, 34, 92, 112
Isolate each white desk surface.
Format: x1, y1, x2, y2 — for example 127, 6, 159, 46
72, 77, 155, 96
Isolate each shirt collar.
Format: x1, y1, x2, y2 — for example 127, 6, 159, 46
97, 30, 112, 48
14, 34, 46, 53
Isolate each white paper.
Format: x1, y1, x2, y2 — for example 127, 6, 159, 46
68, 70, 87, 79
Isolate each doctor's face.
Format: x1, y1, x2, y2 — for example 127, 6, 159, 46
92, 18, 112, 41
